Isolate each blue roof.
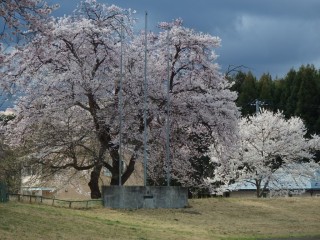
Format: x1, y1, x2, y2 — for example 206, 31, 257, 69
228, 166, 320, 191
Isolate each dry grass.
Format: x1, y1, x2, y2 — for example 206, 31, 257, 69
0, 197, 320, 240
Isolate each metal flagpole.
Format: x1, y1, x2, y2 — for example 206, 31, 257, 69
165, 30, 171, 187
143, 11, 148, 187
118, 19, 124, 186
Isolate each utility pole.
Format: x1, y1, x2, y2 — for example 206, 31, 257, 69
143, 11, 148, 187
165, 30, 171, 187
118, 19, 124, 186
251, 99, 268, 115
255, 99, 260, 115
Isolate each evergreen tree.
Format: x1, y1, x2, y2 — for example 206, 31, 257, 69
230, 65, 320, 137
273, 78, 286, 112
296, 65, 320, 134
258, 73, 274, 100
285, 68, 300, 116
257, 73, 274, 110
230, 71, 246, 93
237, 71, 257, 115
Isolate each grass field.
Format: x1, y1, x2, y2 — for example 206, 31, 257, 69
0, 197, 320, 240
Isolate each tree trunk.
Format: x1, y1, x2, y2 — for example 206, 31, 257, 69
109, 147, 120, 186
88, 164, 103, 199
255, 179, 261, 198
256, 178, 270, 198
109, 146, 138, 186
121, 158, 136, 184
110, 175, 119, 185
258, 178, 270, 198
108, 163, 135, 186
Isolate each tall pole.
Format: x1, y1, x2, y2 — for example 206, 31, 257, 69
255, 99, 259, 115
165, 30, 171, 187
143, 12, 148, 187
118, 20, 124, 186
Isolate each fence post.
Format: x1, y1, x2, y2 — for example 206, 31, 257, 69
7, 194, 102, 209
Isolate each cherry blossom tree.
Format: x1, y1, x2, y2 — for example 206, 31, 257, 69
0, 0, 58, 114
0, 0, 58, 40
208, 109, 319, 197
1, 1, 239, 198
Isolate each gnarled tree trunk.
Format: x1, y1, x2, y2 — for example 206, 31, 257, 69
88, 164, 103, 199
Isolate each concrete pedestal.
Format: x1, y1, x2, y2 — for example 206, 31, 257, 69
102, 186, 188, 209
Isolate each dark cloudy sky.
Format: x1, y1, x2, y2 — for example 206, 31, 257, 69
51, 0, 320, 78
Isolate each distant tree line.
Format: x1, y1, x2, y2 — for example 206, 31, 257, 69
229, 64, 320, 135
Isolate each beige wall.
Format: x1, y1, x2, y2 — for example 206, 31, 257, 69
22, 160, 144, 200
53, 161, 144, 199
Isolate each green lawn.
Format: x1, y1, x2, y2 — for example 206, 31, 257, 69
0, 197, 320, 240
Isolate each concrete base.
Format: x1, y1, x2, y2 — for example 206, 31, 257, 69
102, 186, 188, 209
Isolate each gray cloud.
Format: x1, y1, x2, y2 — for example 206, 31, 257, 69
51, 0, 320, 78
